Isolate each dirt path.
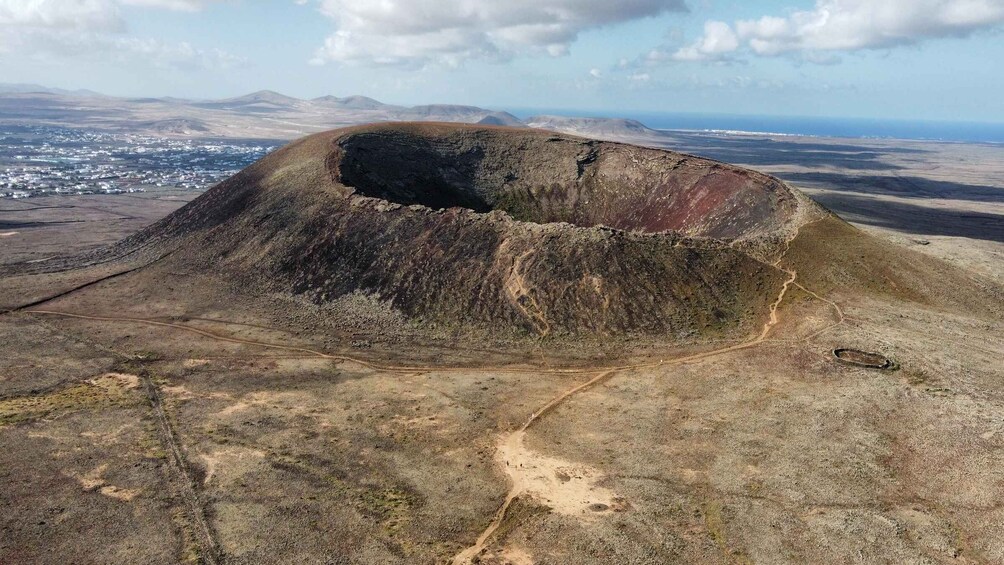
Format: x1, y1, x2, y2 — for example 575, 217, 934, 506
794, 282, 847, 340
448, 305, 796, 564
24, 286, 799, 377
451, 220, 826, 564
19, 217, 842, 564
759, 268, 798, 341
25, 263, 824, 565
140, 369, 221, 565
26, 309, 612, 375
503, 248, 551, 337
19, 219, 824, 376
450, 261, 806, 563
2, 247, 179, 312
451, 371, 614, 565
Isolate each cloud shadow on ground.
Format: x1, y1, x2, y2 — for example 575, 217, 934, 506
808, 191, 1004, 243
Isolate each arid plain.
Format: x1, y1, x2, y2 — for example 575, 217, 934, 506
1, 123, 1002, 565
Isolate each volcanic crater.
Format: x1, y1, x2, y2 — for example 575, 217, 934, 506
116, 123, 819, 340
335, 127, 801, 239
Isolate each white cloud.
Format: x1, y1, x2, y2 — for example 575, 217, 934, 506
671, 20, 738, 61
114, 37, 245, 69
310, 0, 687, 67
668, 0, 1004, 63
0, 0, 124, 31
589, 68, 602, 77
309, 27, 499, 68
0, 0, 240, 69
120, 0, 220, 10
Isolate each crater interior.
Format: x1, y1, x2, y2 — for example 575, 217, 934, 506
335, 127, 798, 240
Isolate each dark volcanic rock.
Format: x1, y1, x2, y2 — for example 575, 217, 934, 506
125, 123, 813, 340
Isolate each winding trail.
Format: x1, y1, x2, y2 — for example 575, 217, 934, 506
24, 310, 606, 375
794, 282, 847, 340
450, 255, 808, 563
26, 304, 794, 376
16, 215, 845, 564
451, 369, 618, 564
449, 282, 796, 563
19, 220, 825, 376
450, 217, 833, 563
759, 268, 798, 341
23, 255, 836, 565
2, 246, 179, 313
504, 248, 551, 338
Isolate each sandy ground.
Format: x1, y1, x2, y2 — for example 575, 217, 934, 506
2, 259, 999, 563
1, 133, 1002, 564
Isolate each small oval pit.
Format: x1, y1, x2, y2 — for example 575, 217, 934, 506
833, 348, 897, 370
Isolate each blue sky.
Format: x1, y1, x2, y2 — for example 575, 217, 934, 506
2, 0, 1003, 122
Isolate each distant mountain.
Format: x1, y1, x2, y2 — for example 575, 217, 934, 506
476, 112, 526, 127
400, 105, 526, 126
407, 104, 490, 117
127, 97, 172, 104
220, 90, 303, 106
405, 105, 502, 119
313, 95, 390, 110
525, 115, 659, 137
0, 85, 662, 141
0, 83, 104, 98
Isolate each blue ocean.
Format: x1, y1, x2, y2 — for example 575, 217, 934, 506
506, 108, 1004, 144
